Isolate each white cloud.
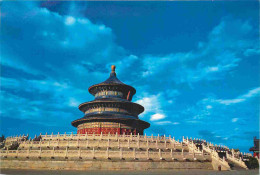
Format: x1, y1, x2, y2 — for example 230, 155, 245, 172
135, 93, 168, 122
150, 113, 166, 121
135, 94, 162, 116
68, 98, 80, 107
232, 118, 238, 123
207, 66, 219, 72
206, 105, 212, 109
65, 16, 75, 25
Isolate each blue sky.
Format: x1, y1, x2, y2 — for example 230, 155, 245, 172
0, 1, 259, 153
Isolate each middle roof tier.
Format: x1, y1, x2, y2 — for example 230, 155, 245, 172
78, 99, 144, 117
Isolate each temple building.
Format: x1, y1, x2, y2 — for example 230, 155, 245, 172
71, 65, 150, 135
249, 137, 259, 158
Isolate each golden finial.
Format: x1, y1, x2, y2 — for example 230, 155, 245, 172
111, 65, 116, 72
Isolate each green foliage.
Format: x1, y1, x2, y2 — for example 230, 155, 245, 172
245, 157, 259, 169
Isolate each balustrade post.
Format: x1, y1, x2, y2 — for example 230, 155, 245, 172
65, 147, 68, 158
144, 133, 147, 140
128, 139, 130, 149
147, 148, 150, 160
78, 148, 81, 158
193, 149, 196, 160
164, 134, 166, 141
120, 148, 123, 159
27, 148, 30, 158
165, 140, 167, 149
171, 149, 173, 160
159, 149, 162, 160
86, 140, 89, 148
39, 147, 41, 158
52, 147, 55, 158
116, 132, 118, 140
137, 139, 140, 149
130, 132, 133, 141
100, 132, 103, 140
133, 148, 136, 160
156, 140, 158, 149
108, 132, 110, 140
123, 132, 125, 140
147, 140, 149, 148
106, 147, 109, 159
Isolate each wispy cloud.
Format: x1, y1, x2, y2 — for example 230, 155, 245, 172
217, 87, 260, 105
154, 121, 180, 125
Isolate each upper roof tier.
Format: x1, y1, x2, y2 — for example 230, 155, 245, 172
88, 65, 136, 100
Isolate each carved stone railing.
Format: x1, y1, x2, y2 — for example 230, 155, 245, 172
183, 137, 203, 154
7, 133, 177, 143
18, 138, 188, 151
211, 149, 231, 170
0, 148, 211, 161
201, 143, 231, 170
226, 152, 248, 169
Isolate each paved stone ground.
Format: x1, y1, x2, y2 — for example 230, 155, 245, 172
1, 169, 259, 175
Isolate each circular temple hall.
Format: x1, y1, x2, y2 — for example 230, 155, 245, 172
72, 65, 150, 135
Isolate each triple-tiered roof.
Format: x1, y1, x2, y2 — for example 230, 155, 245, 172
71, 65, 150, 135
